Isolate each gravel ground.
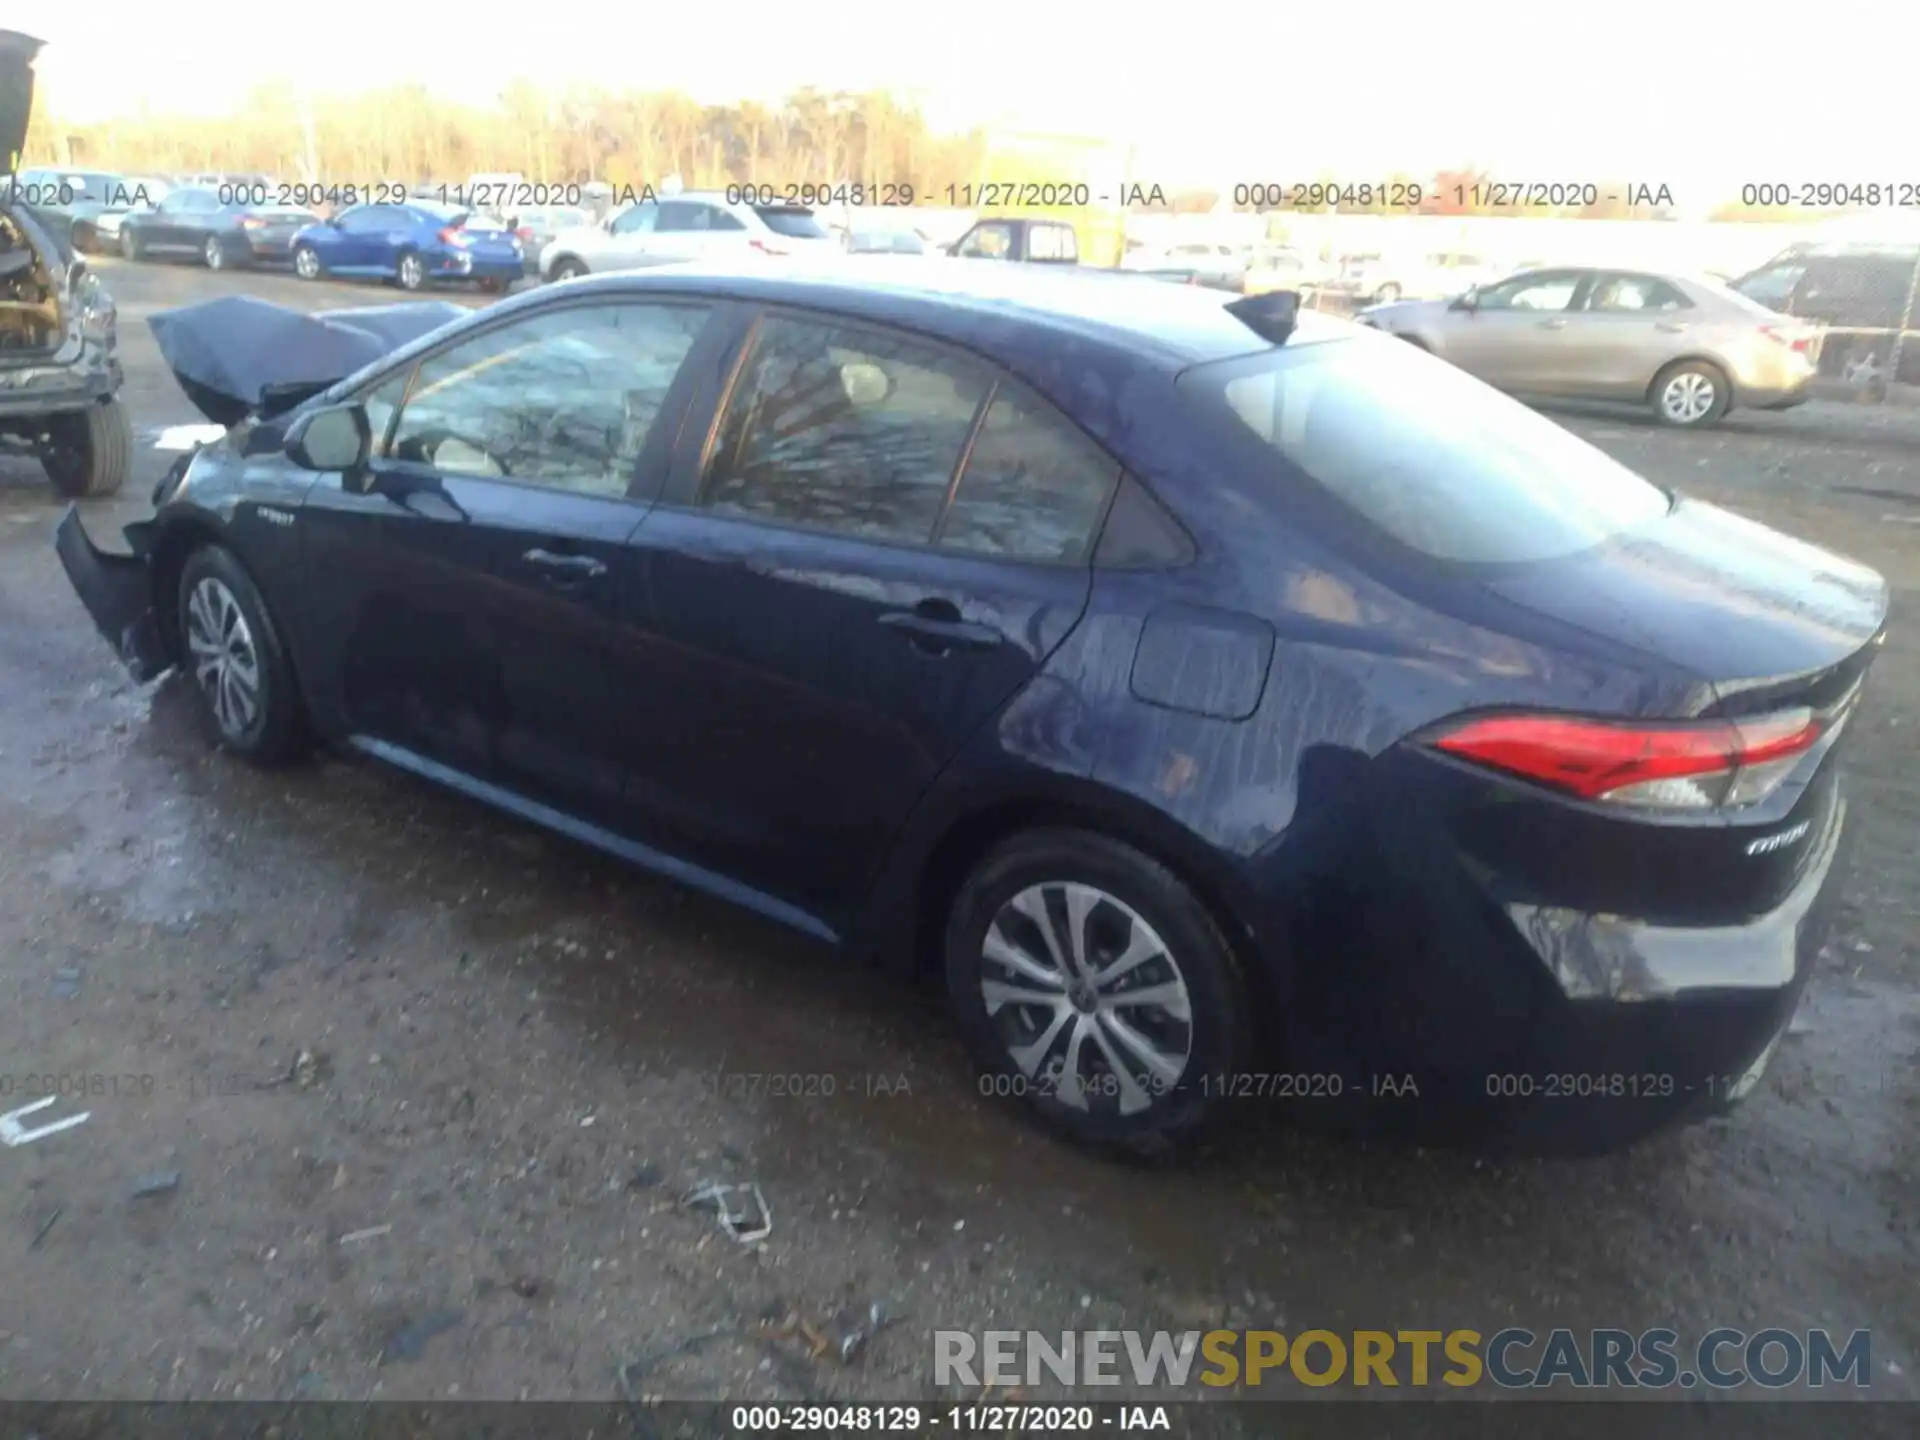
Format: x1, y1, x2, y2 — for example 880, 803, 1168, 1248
0, 258, 1915, 1412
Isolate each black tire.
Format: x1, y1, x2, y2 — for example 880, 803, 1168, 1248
120, 226, 144, 261
292, 243, 324, 281
42, 397, 133, 499
1649, 359, 1731, 427
548, 256, 587, 282
1374, 282, 1401, 303
71, 221, 98, 254
175, 544, 310, 764
394, 249, 425, 291
203, 234, 231, 271
945, 828, 1253, 1157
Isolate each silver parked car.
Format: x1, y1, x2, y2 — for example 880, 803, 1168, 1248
1358, 267, 1821, 427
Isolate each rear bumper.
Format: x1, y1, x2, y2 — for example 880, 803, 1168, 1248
0, 357, 121, 419
53, 505, 170, 683
1243, 756, 1854, 1157
429, 251, 523, 281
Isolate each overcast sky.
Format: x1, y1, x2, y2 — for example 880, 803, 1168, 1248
29, 1, 1904, 208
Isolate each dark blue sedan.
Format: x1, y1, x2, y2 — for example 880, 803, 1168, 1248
54, 260, 1889, 1158
290, 201, 524, 292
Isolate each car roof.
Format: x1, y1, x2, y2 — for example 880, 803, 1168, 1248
536, 257, 1353, 372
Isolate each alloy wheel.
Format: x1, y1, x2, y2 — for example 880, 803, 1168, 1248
185, 577, 261, 740
1660, 371, 1716, 424
294, 247, 320, 280
204, 237, 226, 270
979, 882, 1193, 1116
399, 255, 423, 289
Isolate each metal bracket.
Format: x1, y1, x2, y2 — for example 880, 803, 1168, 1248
1, 1095, 92, 1148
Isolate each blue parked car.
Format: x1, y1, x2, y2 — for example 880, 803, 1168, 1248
290, 201, 523, 292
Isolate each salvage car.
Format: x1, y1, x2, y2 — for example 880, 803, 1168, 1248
539, 193, 836, 281
292, 200, 524, 292
1, 30, 132, 496
118, 186, 317, 270
7, 166, 148, 254
1360, 266, 1821, 427
55, 260, 1888, 1158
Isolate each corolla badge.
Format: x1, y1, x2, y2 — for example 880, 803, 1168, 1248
1746, 819, 1811, 857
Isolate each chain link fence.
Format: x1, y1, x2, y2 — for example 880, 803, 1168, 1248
1732, 243, 1920, 404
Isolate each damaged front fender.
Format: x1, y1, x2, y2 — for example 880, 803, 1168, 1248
53, 505, 170, 682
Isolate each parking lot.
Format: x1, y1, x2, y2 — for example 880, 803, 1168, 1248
1, 256, 1917, 1408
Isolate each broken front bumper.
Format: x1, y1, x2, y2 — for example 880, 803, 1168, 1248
53, 504, 170, 683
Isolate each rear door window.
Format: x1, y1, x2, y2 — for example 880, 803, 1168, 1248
1584, 274, 1691, 312
1179, 336, 1671, 565
698, 314, 989, 543
936, 391, 1119, 564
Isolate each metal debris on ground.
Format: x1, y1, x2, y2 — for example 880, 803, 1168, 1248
683, 1181, 771, 1243
339, 1224, 392, 1245
2, 1096, 92, 1148
826, 1300, 896, 1365
131, 1170, 180, 1198
291, 1049, 331, 1089
29, 1205, 63, 1249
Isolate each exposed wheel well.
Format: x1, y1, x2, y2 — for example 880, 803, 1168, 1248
148, 517, 229, 662
908, 798, 1280, 1023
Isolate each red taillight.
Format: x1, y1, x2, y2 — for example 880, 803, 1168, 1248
438, 226, 468, 247
516, 226, 534, 241
1761, 324, 1814, 355
1430, 709, 1822, 810
240, 215, 266, 230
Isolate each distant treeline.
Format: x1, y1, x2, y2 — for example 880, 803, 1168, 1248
24, 82, 1809, 221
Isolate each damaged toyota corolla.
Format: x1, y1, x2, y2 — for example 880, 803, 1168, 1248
2, 29, 132, 497
54, 260, 1890, 1160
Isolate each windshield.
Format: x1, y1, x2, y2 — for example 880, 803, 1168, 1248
755, 206, 827, 239
1179, 337, 1672, 565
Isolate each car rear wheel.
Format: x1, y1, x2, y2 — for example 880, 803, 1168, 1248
1651, 360, 1730, 427
41, 398, 132, 499
175, 545, 309, 764
119, 227, 144, 261
203, 235, 230, 271
549, 256, 587, 281
1374, 282, 1401, 303
293, 244, 323, 281
945, 828, 1253, 1157
395, 251, 426, 291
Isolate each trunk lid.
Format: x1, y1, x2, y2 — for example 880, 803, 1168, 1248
1, 31, 41, 173
1482, 496, 1889, 715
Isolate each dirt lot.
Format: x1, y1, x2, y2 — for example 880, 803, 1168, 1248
1, 258, 1916, 1411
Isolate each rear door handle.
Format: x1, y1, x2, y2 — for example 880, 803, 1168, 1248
522, 547, 608, 579
880, 605, 1001, 653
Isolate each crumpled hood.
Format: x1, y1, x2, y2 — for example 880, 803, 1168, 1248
148, 295, 466, 426
1, 30, 42, 173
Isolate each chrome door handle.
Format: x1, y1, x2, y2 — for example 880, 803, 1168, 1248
522, 548, 607, 579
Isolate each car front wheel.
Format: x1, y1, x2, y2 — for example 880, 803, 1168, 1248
293, 244, 323, 281
395, 251, 426, 291
945, 828, 1253, 1157
1651, 360, 1730, 427
176, 545, 310, 764
203, 235, 230, 270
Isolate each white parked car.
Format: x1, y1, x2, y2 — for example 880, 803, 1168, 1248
1334, 251, 1505, 304
539, 192, 839, 281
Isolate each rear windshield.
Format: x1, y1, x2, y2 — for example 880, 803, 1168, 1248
1179, 336, 1671, 565
755, 206, 827, 239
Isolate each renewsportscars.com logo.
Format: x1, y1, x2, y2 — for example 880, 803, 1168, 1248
933, 1327, 1873, 1390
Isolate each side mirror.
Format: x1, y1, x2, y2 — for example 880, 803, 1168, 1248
285, 402, 371, 477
